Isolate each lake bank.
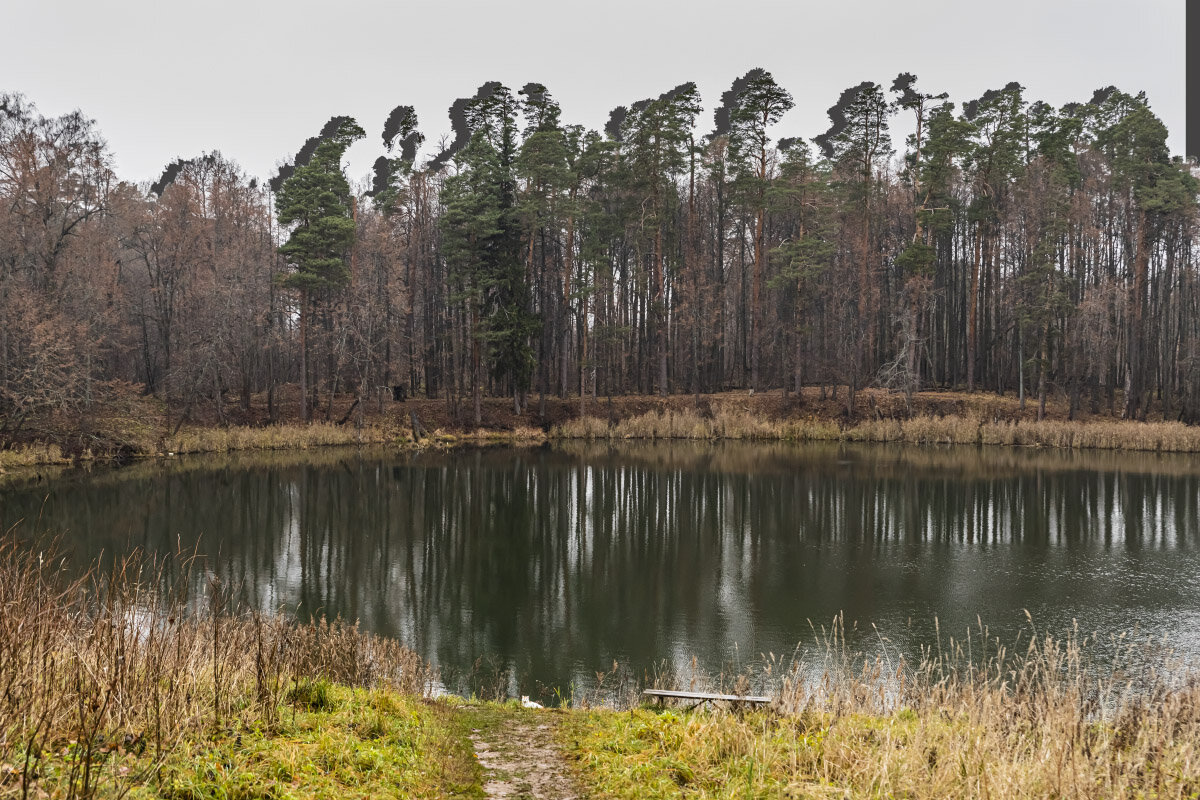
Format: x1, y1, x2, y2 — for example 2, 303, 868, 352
6, 387, 1200, 472
7, 440, 1200, 697
4, 537, 1197, 800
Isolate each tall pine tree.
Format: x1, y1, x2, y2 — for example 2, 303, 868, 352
728, 69, 793, 392
275, 117, 365, 421
441, 85, 538, 421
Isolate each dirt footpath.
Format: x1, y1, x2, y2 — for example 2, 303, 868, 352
469, 712, 581, 800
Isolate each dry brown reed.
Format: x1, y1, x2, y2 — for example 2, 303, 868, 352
0, 443, 68, 470
768, 616, 1200, 797
0, 536, 432, 799
162, 422, 406, 454
557, 409, 1200, 453
583, 614, 1200, 798
555, 407, 800, 441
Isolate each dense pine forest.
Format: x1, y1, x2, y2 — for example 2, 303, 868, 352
1, 71, 1196, 448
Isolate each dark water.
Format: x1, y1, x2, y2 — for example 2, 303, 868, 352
4, 441, 1200, 698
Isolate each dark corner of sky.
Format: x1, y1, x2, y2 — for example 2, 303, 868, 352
1189, 1, 1198, 163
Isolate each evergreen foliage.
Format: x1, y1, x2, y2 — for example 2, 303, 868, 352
276, 118, 365, 293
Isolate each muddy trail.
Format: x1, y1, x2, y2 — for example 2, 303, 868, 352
467, 708, 582, 800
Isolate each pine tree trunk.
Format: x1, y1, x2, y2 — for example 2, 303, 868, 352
967, 221, 982, 393
906, 287, 919, 413
752, 204, 763, 392
580, 293, 588, 418
561, 213, 574, 399
299, 289, 310, 422
471, 305, 481, 428
1037, 320, 1049, 422
656, 210, 667, 396
858, 195, 872, 381
1124, 208, 1151, 420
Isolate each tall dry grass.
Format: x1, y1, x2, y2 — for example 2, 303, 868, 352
774, 617, 1200, 797
0, 443, 68, 470
557, 408, 1200, 453
162, 422, 405, 454
572, 615, 1200, 798
0, 536, 433, 799
555, 407, 817, 441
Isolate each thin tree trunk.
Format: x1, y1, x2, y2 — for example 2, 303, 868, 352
471, 305, 481, 427
1037, 320, 1049, 421
967, 221, 982, 392
299, 289, 309, 422
752, 203, 764, 392
1124, 208, 1151, 420
562, 212, 574, 399
655, 207, 668, 396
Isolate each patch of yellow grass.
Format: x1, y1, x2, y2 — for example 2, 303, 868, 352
557, 410, 1200, 452
556, 407, 792, 441
461, 426, 548, 443
0, 442, 68, 469
564, 624, 1200, 799
163, 422, 404, 454
978, 418, 1200, 450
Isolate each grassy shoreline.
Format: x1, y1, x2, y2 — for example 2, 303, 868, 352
9, 387, 1200, 473
3, 538, 1200, 799
557, 406, 1200, 451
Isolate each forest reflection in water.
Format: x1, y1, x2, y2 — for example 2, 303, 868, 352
4, 440, 1200, 697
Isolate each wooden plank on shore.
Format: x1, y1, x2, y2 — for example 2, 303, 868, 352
642, 689, 771, 704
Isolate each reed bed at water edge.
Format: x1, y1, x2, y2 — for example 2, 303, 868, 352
566, 615, 1200, 798
555, 407, 1200, 451
4, 523, 1200, 798
161, 422, 405, 454
0, 536, 434, 798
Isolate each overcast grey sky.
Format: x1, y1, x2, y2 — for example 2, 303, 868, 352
3, 0, 1185, 187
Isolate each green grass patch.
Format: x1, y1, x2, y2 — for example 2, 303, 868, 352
24, 686, 484, 800
561, 707, 843, 799
561, 695, 1200, 799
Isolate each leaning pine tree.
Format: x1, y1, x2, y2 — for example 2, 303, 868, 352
275, 118, 365, 421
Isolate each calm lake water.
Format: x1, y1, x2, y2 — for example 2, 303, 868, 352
4, 441, 1200, 699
